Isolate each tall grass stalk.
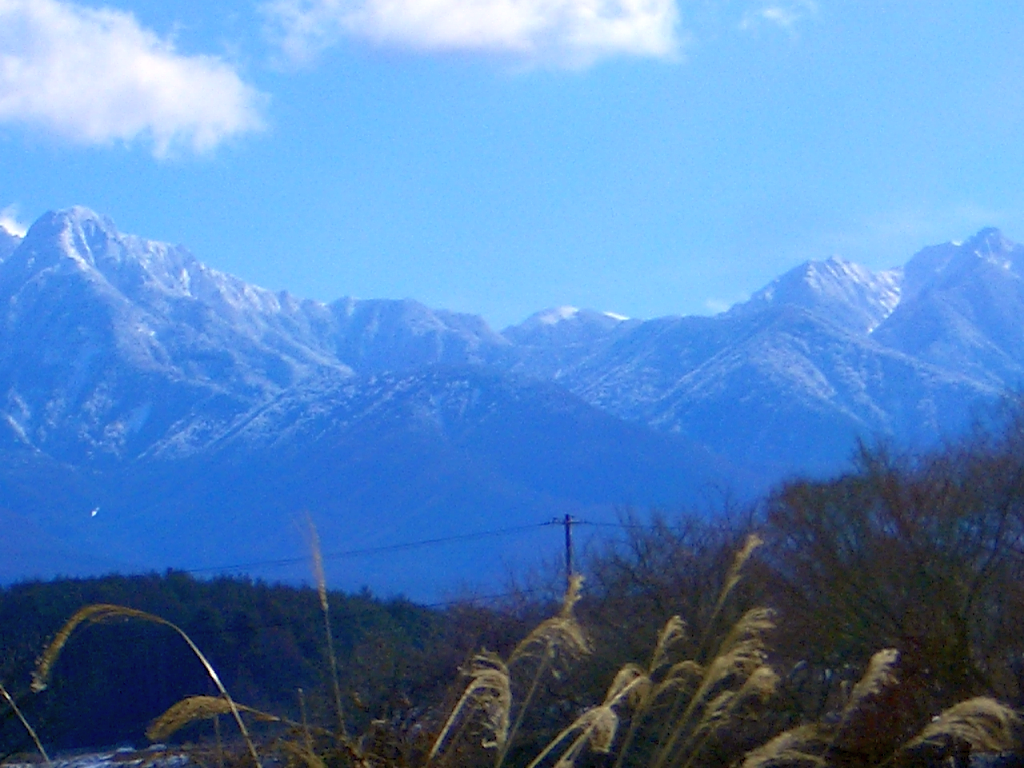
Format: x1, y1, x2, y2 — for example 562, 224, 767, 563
609, 615, 687, 768
214, 712, 224, 768
522, 534, 775, 768
525, 664, 646, 768
146, 695, 287, 742
741, 654, 1020, 768
697, 534, 763, 660
495, 574, 590, 768
31, 604, 262, 768
644, 535, 772, 768
429, 652, 512, 764
651, 607, 776, 768
0, 681, 50, 764
430, 575, 590, 768
306, 514, 347, 738
297, 687, 313, 752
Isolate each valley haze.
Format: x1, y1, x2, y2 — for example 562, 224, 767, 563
1, 207, 1023, 601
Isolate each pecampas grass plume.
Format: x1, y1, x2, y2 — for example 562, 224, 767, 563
739, 650, 1020, 768
515, 533, 778, 768
644, 606, 777, 768
147, 695, 289, 742
429, 574, 590, 768
604, 534, 779, 768
523, 660, 649, 768
428, 651, 512, 763
899, 697, 1019, 758
739, 648, 902, 768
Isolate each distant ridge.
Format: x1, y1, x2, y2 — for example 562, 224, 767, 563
2, 206, 1022, 598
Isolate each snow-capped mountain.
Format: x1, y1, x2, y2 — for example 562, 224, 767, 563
729, 255, 902, 333
500, 306, 640, 379
0, 208, 352, 464
328, 297, 508, 373
872, 227, 1024, 386
541, 252, 996, 476
3, 205, 1024, 597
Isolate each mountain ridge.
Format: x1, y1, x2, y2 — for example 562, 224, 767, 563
4, 205, 1024, 598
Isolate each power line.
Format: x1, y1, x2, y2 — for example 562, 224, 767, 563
575, 521, 651, 530
182, 521, 562, 575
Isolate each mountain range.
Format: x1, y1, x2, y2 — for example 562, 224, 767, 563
1, 207, 1022, 599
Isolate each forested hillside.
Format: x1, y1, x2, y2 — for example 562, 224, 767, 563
0, 574, 533, 753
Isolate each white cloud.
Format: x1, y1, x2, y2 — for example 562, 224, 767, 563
739, 0, 816, 33
265, 0, 681, 68
0, 0, 266, 155
0, 205, 27, 236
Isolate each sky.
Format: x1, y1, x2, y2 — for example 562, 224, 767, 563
2, 0, 1024, 327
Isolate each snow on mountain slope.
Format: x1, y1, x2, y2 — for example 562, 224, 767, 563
542, 303, 983, 481
329, 297, 509, 373
5, 206, 1024, 595
538, 235, 1019, 480
728, 255, 902, 333
872, 228, 1024, 385
3, 209, 1018, 480
0, 208, 353, 462
13, 208, 346, 376
71, 366, 742, 595
643, 306, 995, 476
504, 306, 633, 343
501, 306, 640, 379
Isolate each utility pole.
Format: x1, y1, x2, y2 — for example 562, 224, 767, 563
563, 514, 576, 593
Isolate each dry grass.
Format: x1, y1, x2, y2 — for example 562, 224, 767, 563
147, 695, 288, 742
31, 603, 262, 768
1, 680, 50, 764
738, 652, 1021, 768
648, 606, 777, 768
740, 725, 830, 768
525, 662, 651, 768
429, 575, 590, 768
306, 514, 347, 738
510, 534, 779, 768
839, 647, 900, 724
901, 697, 1019, 755
10, 527, 1022, 768
428, 652, 512, 762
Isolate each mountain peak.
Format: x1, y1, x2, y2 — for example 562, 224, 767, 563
15, 206, 132, 278
535, 306, 581, 325
964, 226, 1007, 251
514, 306, 630, 330
731, 255, 901, 333
961, 227, 1022, 269
503, 306, 633, 349
901, 228, 1024, 303
60, 205, 116, 230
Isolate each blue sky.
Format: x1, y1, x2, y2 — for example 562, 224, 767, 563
2, 0, 1023, 327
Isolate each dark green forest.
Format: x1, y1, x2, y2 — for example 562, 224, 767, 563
0, 574, 538, 753
5, 408, 1024, 766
